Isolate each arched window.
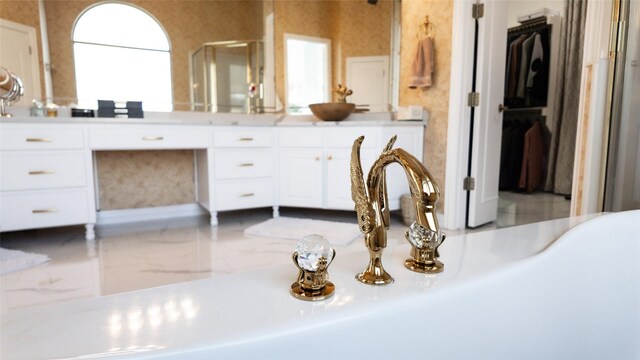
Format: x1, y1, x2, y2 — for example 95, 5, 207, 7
73, 3, 172, 111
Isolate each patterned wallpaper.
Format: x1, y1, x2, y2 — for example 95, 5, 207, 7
398, 0, 453, 211
96, 151, 195, 210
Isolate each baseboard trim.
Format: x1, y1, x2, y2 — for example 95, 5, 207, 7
97, 203, 208, 225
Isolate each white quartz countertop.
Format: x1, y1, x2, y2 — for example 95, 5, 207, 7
0, 109, 425, 127
1, 214, 603, 359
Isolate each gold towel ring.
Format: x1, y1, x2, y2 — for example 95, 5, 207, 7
417, 15, 435, 39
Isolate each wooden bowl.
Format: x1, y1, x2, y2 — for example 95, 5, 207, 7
309, 103, 355, 121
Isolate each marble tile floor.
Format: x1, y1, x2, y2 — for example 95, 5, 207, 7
0, 196, 569, 312
497, 191, 571, 228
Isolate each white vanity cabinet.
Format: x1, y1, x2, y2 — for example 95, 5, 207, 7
88, 125, 210, 150
277, 148, 324, 208
0, 118, 423, 240
211, 127, 275, 214
276, 125, 423, 211
277, 129, 324, 208
0, 124, 96, 239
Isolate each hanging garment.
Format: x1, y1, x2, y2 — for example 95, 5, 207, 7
519, 120, 545, 193
504, 24, 551, 109
516, 33, 537, 99
529, 27, 550, 106
526, 34, 544, 88
506, 34, 527, 99
506, 121, 530, 190
504, 36, 520, 97
499, 123, 516, 190
408, 37, 434, 89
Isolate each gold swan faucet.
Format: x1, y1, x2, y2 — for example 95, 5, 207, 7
351, 135, 446, 285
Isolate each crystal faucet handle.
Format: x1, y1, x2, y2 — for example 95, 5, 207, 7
404, 222, 445, 274
290, 234, 336, 301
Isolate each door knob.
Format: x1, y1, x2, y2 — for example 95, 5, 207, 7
498, 104, 505, 113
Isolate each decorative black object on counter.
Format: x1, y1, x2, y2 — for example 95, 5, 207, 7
97, 100, 143, 118
71, 108, 95, 118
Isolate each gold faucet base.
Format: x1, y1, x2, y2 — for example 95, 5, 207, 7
355, 271, 394, 285
404, 259, 444, 274
290, 282, 335, 301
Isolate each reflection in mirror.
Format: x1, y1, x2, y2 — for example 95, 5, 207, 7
2, 0, 399, 115
8, 0, 272, 112
275, 0, 396, 114
191, 41, 264, 113
285, 34, 331, 114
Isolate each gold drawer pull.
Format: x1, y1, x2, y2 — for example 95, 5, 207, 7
142, 136, 164, 141
327, 155, 333, 161
26, 137, 52, 143
32, 208, 58, 214
239, 163, 254, 167
239, 193, 255, 197
315, 156, 320, 161
238, 137, 254, 142
29, 169, 55, 175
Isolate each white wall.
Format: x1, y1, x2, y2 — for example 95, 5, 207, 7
507, 0, 565, 28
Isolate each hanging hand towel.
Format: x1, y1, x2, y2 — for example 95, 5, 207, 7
408, 37, 434, 89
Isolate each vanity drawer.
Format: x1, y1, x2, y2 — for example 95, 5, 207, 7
214, 179, 273, 211
0, 153, 87, 191
277, 129, 323, 148
0, 189, 90, 232
213, 129, 273, 148
0, 127, 84, 150
214, 151, 273, 179
89, 126, 210, 150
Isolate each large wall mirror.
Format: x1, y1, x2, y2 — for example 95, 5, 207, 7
6, 0, 398, 114
274, 0, 398, 114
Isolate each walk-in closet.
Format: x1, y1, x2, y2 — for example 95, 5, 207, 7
497, 2, 585, 227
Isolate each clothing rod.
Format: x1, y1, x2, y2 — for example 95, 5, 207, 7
508, 19, 549, 35
504, 107, 545, 112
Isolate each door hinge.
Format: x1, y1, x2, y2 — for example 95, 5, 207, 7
468, 92, 480, 107
463, 176, 475, 191
472, 3, 484, 19
29, 46, 32, 55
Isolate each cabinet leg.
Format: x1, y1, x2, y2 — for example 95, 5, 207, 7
85, 223, 96, 241
210, 212, 218, 226
86, 239, 97, 258
272, 206, 280, 218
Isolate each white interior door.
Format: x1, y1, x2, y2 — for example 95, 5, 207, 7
467, 1, 508, 227
346, 56, 389, 112
0, 19, 41, 105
